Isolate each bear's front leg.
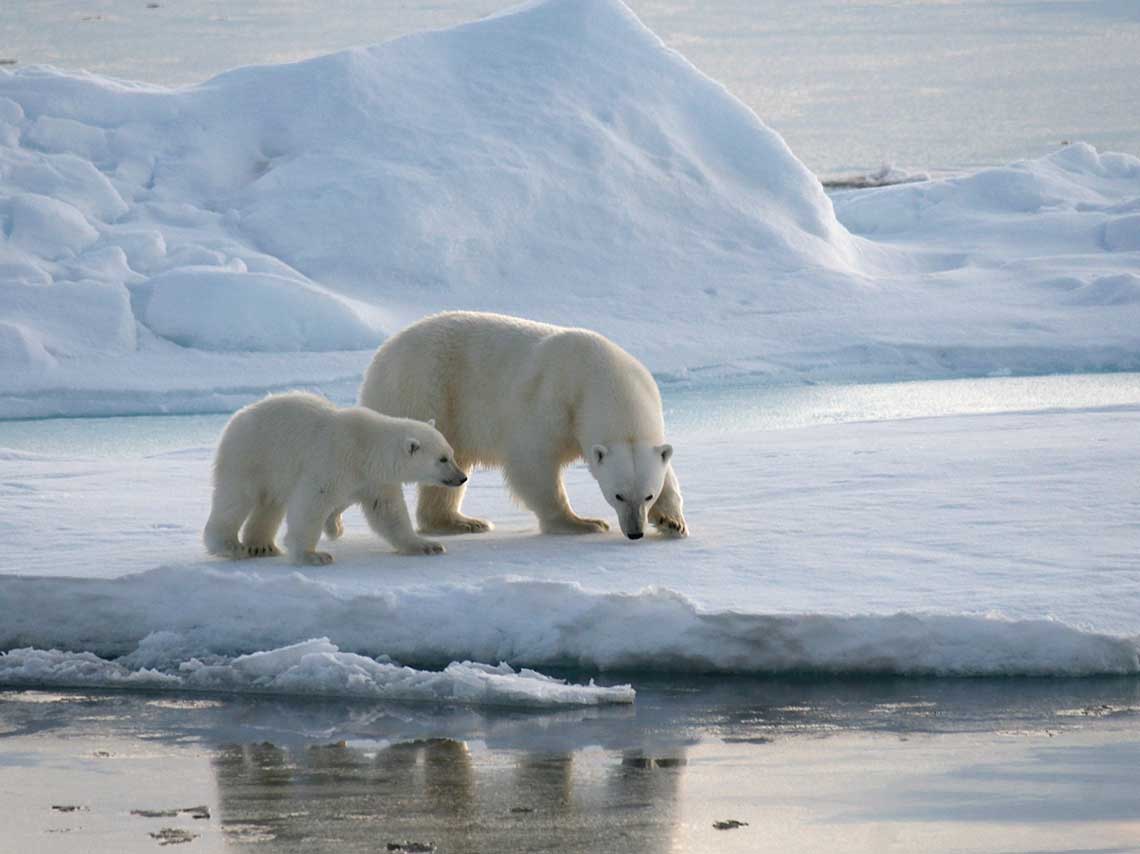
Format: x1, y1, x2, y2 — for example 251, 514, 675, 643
284, 484, 336, 566
361, 484, 446, 555
504, 455, 609, 535
649, 465, 688, 537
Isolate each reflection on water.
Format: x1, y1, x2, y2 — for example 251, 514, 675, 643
3, 372, 1140, 456
4, 677, 1140, 852
213, 737, 686, 853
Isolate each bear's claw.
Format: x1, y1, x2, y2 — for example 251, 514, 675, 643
244, 543, 282, 558
541, 516, 610, 535
651, 512, 688, 538
419, 515, 493, 535
297, 550, 334, 566
399, 540, 446, 555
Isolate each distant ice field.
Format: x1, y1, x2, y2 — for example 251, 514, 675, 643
5, 0, 1138, 174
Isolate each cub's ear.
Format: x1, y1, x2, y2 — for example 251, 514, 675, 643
592, 444, 608, 466
427, 418, 436, 428
406, 438, 421, 456
655, 443, 674, 464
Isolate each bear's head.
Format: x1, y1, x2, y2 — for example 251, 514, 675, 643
588, 441, 673, 540
397, 418, 467, 488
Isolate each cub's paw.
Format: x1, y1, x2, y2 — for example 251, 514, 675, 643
244, 542, 282, 558
399, 540, 446, 556
296, 550, 335, 566
650, 511, 688, 538
323, 513, 344, 540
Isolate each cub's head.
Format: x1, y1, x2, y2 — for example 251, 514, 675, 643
587, 441, 673, 540
401, 419, 467, 487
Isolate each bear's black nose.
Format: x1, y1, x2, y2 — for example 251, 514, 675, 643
627, 532, 644, 540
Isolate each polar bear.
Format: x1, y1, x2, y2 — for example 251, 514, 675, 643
203, 391, 467, 565
339, 311, 687, 541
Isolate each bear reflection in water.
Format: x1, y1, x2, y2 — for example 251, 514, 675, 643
212, 737, 687, 852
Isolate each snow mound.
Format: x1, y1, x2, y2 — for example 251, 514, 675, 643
0, 638, 634, 707
2, 570, 1136, 678
2, 2, 1140, 414
834, 143, 1140, 237
137, 268, 382, 351
0, 0, 852, 412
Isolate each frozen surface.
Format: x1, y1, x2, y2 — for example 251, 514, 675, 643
5, 0, 1139, 175
2, 0, 1140, 418
1, 0, 1139, 700
2, 396, 1138, 693
0, 640, 634, 707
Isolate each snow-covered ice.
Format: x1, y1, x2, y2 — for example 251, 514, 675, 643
1, 0, 1139, 701
2, 397, 1138, 691
1, 0, 1139, 417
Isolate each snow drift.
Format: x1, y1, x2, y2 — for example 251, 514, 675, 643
1, 570, 1136, 683
1, 0, 1139, 417
0, 638, 635, 707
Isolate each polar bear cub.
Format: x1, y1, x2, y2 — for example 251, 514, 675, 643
344, 311, 687, 540
203, 391, 466, 565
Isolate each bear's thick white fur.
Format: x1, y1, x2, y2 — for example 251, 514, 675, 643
204, 391, 466, 565
349, 311, 687, 540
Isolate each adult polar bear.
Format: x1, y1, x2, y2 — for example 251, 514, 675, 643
341, 311, 687, 541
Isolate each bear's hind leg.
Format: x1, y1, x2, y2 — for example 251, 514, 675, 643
503, 455, 609, 535
323, 506, 348, 540
363, 484, 446, 555
242, 500, 285, 557
417, 476, 493, 535
204, 480, 254, 558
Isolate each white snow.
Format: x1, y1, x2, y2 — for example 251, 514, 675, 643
1, 0, 1139, 701
0, 640, 634, 707
2, 397, 1138, 691
137, 268, 382, 352
1, 0, 1138, 417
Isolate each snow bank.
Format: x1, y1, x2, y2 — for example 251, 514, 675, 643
0, 638, 633, 707
136, 268, 381, 352
2, 570, 1135, 679
2, 1, 1138, 416
0, 0, 850, 414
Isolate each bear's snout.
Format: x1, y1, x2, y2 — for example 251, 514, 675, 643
627, 532, 644, 540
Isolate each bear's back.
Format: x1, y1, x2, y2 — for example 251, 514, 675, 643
217, 391, 339, 476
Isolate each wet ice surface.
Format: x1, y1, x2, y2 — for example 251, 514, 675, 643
2, 374, 1139, 691
2, 681, 1140, 853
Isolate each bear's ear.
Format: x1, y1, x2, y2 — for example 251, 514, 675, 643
655, 443, 673, 465
406, 437, 421, 456
427, 418, 436, 429
592, 444, 608, 466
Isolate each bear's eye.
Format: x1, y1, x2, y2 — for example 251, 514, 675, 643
645, 494, 653, 502
438, 456, 448, 464
615, 494, 625, 502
